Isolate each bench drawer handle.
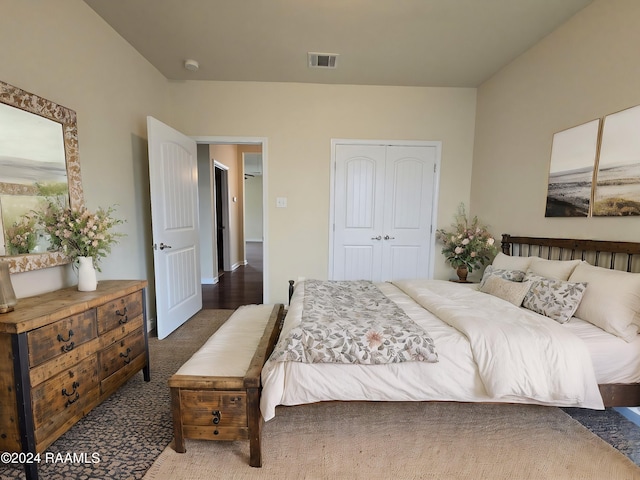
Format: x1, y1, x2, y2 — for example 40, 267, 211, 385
212, 410, 221, 425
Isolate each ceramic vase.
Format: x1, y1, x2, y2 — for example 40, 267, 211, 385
77, 256, 97, 291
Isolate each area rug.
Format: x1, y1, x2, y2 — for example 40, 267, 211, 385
0, 309, 234, 480
144, 401, 640, 480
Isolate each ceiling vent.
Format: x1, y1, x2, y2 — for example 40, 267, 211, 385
308, 52, 339, 69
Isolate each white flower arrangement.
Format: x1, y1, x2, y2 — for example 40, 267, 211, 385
435, 203, 497, 272
37, 201, 125, 270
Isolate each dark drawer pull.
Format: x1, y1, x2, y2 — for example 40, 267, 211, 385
116, 306, 129, 324
57, 330, 75, 352
119, 347, 132, 364
212, 410, 221, 425
62, 381, 80, 407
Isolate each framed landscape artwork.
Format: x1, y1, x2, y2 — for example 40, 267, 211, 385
545, 119, 600, 217
593, 104, 640, 216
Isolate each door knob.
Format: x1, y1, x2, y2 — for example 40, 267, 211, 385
371, 236, 382, 240
159, 243, 172, 250
384, 235, 395, 240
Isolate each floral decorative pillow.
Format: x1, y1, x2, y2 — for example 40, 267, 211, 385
479, 265, 527, 288
522, 273, 587, 324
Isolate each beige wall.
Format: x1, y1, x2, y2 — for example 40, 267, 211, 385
209, 144, 244, 270
197, 144, 215, 282
169, 82, 477, 302
472, 0, 640, 244
238, 145, 264, 243
1, 1, 169, 321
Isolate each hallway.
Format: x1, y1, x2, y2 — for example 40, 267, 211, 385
202, 241, 263, 309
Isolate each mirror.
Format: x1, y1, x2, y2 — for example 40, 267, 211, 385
0, 80, 84, 273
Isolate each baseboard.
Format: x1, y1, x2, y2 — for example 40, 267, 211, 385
147, 316, 156, 335
231, 260, 247, 270
201, 277, 217, 285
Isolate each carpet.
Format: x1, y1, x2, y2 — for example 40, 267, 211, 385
143, 401, 640, 480
0, 309, 234, 480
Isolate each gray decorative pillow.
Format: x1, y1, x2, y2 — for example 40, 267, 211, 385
522, 273, 588, 324
480, 275, 531, 307
480, 265, 527, 288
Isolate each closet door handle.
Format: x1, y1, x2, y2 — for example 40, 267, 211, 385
384, 235, 395, 240
371, 236, 382, 240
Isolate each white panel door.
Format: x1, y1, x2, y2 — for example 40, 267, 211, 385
333, 143, 437, 282
333, 145, 386, 281
382, 146, 437, 280
147, 116, 202, 339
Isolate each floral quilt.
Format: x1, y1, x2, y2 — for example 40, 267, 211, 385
271, 280, 438, 365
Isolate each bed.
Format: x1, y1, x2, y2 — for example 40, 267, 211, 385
260, 234, 640, 422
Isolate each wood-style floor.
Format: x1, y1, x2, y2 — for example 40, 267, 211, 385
202, 241, 263, 309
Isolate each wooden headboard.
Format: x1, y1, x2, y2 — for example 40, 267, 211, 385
501, 234, 640, 273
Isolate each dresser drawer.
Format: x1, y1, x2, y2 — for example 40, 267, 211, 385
98, 327, 146, 380
99, 313, 143, 349
97, 291, 143, 334
31, 354, 99, 431
27, 310, 97, 367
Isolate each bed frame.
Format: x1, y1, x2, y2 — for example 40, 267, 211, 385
501, 233, 640, 407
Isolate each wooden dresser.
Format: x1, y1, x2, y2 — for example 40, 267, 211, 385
0, 280, 149, 480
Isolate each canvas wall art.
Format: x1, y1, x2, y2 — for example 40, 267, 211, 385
593, 104, 640, 216
545, 119, 600, 217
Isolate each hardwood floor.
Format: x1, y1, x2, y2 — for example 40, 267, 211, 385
202, 241, 263, 309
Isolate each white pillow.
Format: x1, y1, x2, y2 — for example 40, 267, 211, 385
480, 275, 531, 307
479, 265, 527, 288
521, 273, 587, 324
569, 262, 640, 342
527, 257, 581, 281
491, 252, 534, 272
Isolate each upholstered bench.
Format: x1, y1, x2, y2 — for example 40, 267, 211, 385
168, 303, 284, 467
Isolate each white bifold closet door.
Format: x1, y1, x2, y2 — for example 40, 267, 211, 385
333, 144, 437, 282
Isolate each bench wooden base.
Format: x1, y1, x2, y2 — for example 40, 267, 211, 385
168, 304, 284, 467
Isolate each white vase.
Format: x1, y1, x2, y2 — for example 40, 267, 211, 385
77, 256, 97, 291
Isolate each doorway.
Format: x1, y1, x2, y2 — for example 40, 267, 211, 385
194, 137, 269, 306
214, 162, 230, 274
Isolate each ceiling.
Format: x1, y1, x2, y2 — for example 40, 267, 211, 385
83, 0, 594, 88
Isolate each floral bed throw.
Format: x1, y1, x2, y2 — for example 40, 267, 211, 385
271, 280, 438, 365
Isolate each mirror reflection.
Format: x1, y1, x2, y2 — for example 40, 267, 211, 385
0, 79, 84, 273
0, 103, 69, 255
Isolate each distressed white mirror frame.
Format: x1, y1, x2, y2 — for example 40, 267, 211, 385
0, 80, 84, 273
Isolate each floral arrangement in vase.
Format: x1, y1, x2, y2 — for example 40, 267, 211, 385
436, 203, 497, 280
37, 200, 125, 271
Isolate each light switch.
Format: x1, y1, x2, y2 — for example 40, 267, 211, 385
276, 197, 288, 208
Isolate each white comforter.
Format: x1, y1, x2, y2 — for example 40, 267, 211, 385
260, 279, 604, 421
393, 280, 602, 406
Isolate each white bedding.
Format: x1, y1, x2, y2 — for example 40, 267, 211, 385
260, 279, 614, 421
